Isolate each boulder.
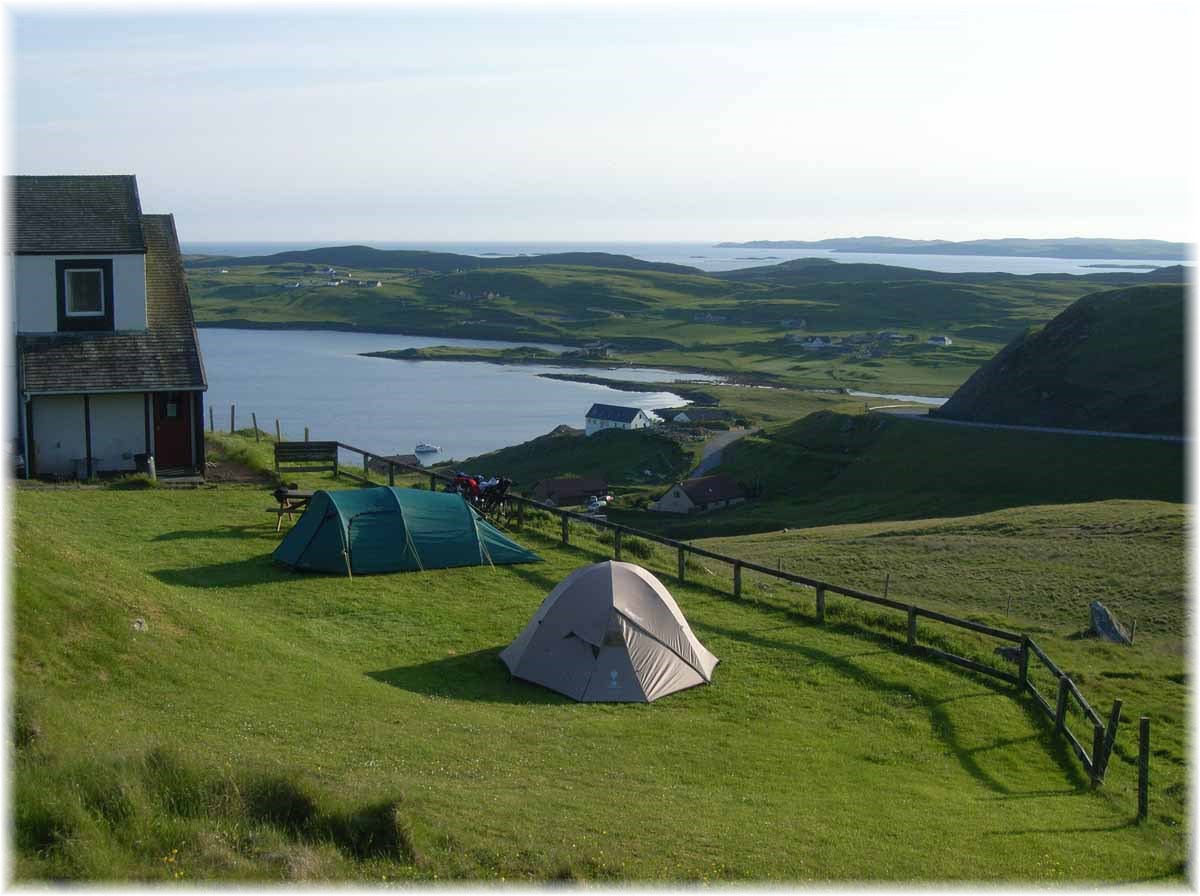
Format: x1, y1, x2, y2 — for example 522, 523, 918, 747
1089, 600, 1132, 645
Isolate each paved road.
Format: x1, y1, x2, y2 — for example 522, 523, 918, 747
872, 409, 1186, 444
689, 427, 760, 477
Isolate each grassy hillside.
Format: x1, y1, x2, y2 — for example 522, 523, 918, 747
616, 410, 1185, 539
694, 498, 1187, 822
447, 426, 698, 490
187, 255, 1183, 397
12, 465, 1185, 881
934, 285, 1185, 434
185, 246, 699, 275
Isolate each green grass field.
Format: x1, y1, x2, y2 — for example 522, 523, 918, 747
12, 451, 1186, 882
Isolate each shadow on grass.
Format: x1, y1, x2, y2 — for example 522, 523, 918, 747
151, 555, 299, 589
367, 647, 571, 705
152, 523, 280, 542
701, 618, 1089, 796
981, 820, 1137, 836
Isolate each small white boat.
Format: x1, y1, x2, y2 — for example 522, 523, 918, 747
415, 443, 441, 453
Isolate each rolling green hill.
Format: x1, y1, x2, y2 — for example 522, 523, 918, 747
186, 245, 697, 275
933, 285, 1185, 434
446, 426, 697, 490
188, 253, 1183, 397
615, 410, 1185, 539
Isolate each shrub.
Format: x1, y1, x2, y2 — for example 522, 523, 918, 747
106, 474, 160, 490
620, 535, 655, 561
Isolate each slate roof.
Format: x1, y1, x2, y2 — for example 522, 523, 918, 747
19, 215, 207, 395
585, 403, 646, 423
679, 474, 745, 505
13, 175, 146, 254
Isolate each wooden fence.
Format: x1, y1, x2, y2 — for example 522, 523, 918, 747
215, 413, 1152, 818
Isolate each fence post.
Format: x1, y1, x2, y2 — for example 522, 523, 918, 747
561, 514, 569, 545
363, 453, 369, 480
304, 426, 310, 442
251, 412, 259, 442
907, 607, 918, 648
388, 462, 395, 486
517, 501, 525, 527
733, 562, 742, 599
1138, 716, 1150, 821
816, 586, 826, 623
275, 418, 281, 442
614, 528, 622, 561
430, 473, 437, 491
677, 547, 686, 583
1091, 724, 1105, 786
230, 404, 235, 434
1018, 635, 1029, 691
1098, 699, 1123, 780
1055, 676, 1070, 733
209, 406, 214, 432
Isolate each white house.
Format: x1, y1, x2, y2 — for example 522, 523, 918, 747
14, 175, 208, 479
927, 335, 953, 346
584, 403, 654, 436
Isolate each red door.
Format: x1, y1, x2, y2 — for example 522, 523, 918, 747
153, 392, 192, 468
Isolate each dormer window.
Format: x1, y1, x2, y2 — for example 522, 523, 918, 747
65, 269, 104, 316
56, 259, 115, 332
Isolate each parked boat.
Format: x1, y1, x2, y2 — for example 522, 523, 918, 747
415, 443, 441, 453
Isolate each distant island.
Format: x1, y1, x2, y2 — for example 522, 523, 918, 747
715, 236, 1190, 261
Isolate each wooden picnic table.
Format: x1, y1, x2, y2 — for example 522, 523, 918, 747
268, 488, 315, 531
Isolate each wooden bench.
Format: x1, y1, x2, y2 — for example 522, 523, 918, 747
267, 487, 315, 531
274, 441, 339, 477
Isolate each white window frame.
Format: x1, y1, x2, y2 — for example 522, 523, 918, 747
63, 267, 106, 317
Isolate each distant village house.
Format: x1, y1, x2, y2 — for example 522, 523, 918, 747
650, 474, 746, 514
671, 407, 734, 425
584, 403, 654, 436
926, 335, 953, 346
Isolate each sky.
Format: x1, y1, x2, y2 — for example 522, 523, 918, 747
9, 0, 1197, 242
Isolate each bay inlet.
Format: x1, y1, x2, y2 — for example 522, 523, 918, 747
198, 328, 720, 464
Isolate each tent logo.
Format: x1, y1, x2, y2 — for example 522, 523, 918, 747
608, 670, 619, 688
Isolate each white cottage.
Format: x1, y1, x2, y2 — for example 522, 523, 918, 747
584, 403, 654, 436
13, 175, 208, 479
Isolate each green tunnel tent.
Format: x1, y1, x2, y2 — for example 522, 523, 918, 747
272, 487, 541, 575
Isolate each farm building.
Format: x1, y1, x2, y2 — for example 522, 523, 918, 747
584, 403, 654, 436
798, 336, 834, 350
650, 474, 746, 514
671, 407, 734, 425
927, 335, 953, 346
13, 175, 207, 479
531, 477, 609, 507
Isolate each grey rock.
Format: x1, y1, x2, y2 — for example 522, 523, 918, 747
1089, 600, 1131, 645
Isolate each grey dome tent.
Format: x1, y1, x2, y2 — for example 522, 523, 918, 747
500, 560, 718, 702
273, 487, 540, 575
